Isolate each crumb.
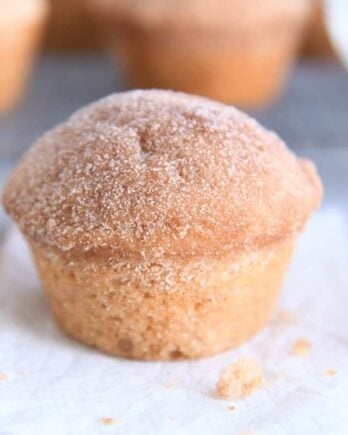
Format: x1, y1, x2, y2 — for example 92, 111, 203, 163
275, 308, 297, 324
291, 338, 311, 356
216, 357, 263, 400
323, 369, 337, 377
0, 372, 7, 381
165, 380, 176, 388
100, 417, 118, 426
227, 405, 236, 410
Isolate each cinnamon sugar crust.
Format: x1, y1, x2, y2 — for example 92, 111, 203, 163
3, 90, 322, 259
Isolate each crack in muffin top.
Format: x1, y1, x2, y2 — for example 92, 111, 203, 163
3, 90, 322, 259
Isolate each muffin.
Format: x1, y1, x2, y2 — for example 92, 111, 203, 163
44, 0, 101, 51
0, 0, 48, 113
92, 0, 311, 106
2, 90, 322, 360
303, 0, 335, 57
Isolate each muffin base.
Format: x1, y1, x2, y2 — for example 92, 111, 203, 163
31, 240, 295, 360
112, 29, 303, 106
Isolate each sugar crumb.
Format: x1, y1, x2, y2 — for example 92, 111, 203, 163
165, 380, 176, 388
216, 357, 263, 400
323, 369, 337, 377
227, 405, 236, 410
100, 417, 118, 426
275, 308, 297, 324
0, 372, 7, 381
291, 338, 311, 356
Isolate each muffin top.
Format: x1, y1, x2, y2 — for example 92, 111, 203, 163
93, 0, 311, 34
3, 90, 322, 259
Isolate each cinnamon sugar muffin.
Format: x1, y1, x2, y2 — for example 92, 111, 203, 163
92, 0, 311, 106
2, 90, 322, 360
44, 0, 101, 51
0, 0, 48, 113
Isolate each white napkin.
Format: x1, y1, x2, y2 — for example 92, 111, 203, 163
0, 208, 348, 435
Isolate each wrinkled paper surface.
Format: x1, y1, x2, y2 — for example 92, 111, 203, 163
0, 209, 348, 435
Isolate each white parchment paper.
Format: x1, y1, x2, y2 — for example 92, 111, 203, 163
0, 208, 347, 435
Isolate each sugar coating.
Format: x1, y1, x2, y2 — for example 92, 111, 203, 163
216, 357, 263, 399
3, 90, 322, 259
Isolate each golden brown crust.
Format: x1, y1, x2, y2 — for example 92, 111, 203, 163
30, 239, 295, 360
3, 90, 322, 259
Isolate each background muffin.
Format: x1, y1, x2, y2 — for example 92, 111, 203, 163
44, 0, 101, 51
0, 0, 48, 113
92, 0, 311, 106
303, 0, 335, 57
2, 90, 322, 360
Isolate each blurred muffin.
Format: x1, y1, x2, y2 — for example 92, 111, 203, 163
3, 90, 322, 360
44, 0, 101, 51
92, 0, 311, 106
303, 0, 335, 57
0, 0, 48, 113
